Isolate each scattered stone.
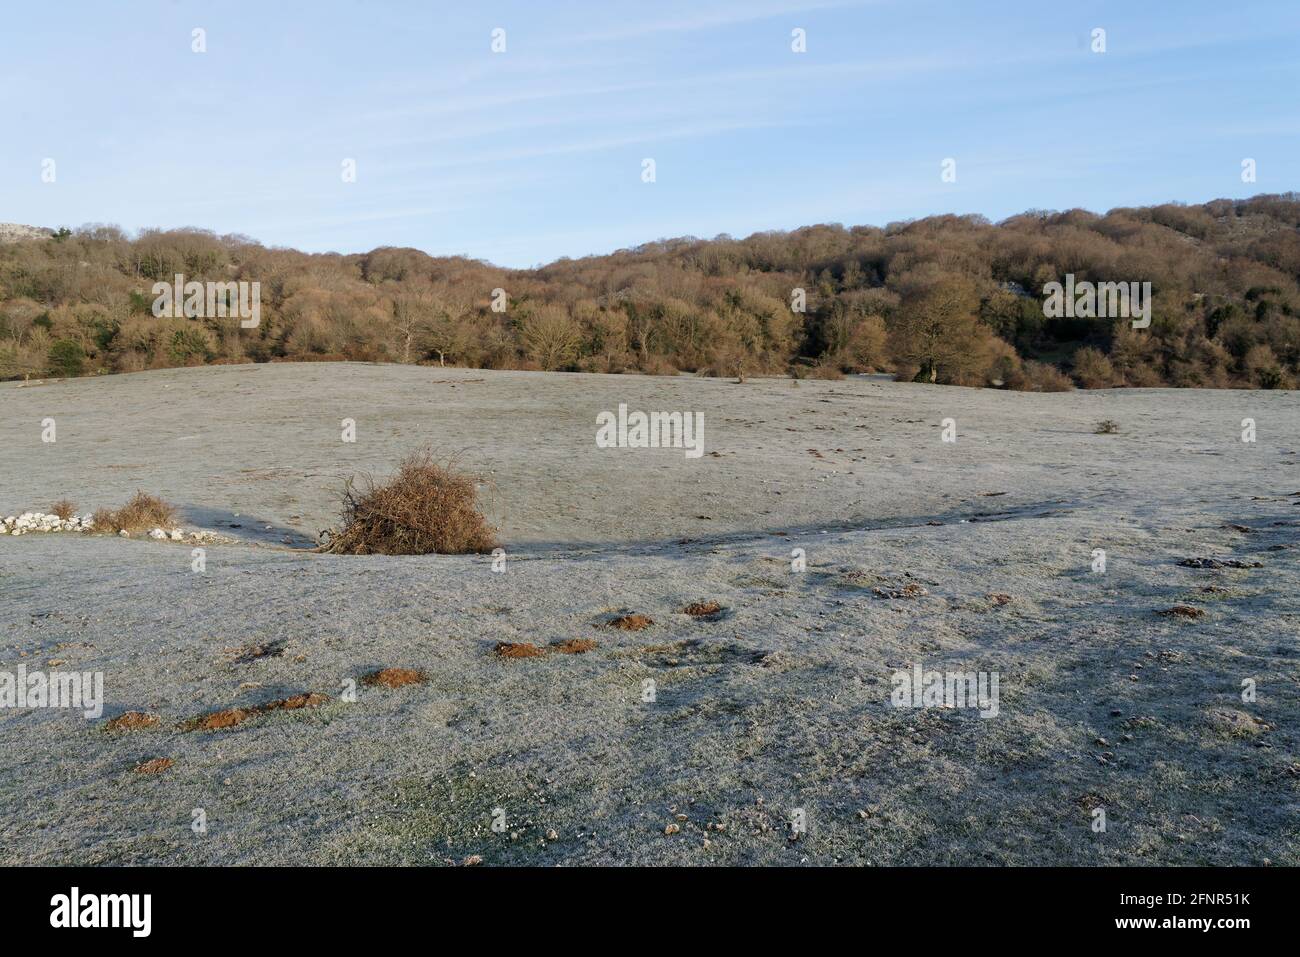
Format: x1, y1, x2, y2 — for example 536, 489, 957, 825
664, 823, 680, 835
462, 854, 483, 866
0, 511, 95, 535
0, 512, 197, 544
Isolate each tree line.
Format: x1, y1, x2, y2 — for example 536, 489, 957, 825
2, 193, 1298, 390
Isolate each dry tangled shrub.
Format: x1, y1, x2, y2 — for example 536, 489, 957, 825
1009, 360, 1075, 393
50, 499, 77, 520
323, 448, 498, 555
93, 491, 177, 534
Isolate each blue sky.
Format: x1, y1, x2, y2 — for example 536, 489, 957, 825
2, 0, 1298, 267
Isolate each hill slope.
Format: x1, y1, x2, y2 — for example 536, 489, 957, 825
2, 194, 1298, 389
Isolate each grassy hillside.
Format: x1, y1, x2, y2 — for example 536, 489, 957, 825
3, 193, 1298, 389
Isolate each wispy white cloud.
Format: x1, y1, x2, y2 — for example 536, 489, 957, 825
563, 0, 878, 44
377, 118, 802, 175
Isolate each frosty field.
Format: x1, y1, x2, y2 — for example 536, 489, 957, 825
0, 363, 1295, 865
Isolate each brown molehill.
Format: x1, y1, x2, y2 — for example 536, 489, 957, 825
182, 692, 329, 731
608, 614, 654, 631
550, 638, 597, 654
134, 758, 173, 774
323, 447, 498, 556
105, 711, 160, 732
186, 707, 255, 731
361, 667, 427, 688
266, 692, 329, 711
682, 601, 723, 617
494, 641, 545, 659
1160, 605, 1205, 620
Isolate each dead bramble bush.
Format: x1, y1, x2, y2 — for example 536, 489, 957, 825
322, 448, 498, 556
50, 499, 77, 520
1009, 360, 1075, 393
93, 491, 177, 534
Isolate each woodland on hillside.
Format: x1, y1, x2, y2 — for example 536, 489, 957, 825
2, 193, 1299, 389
